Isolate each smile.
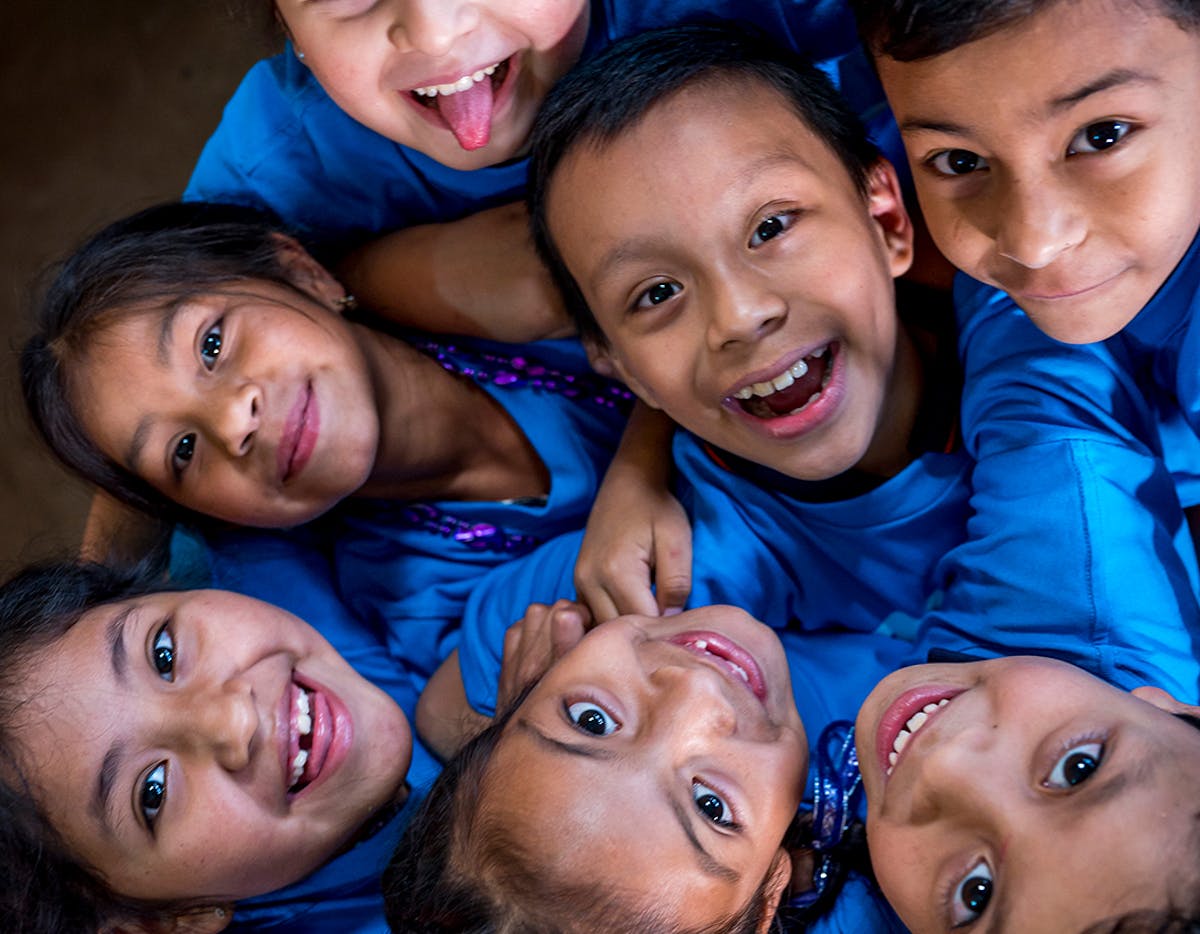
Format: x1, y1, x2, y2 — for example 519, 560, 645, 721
875, 684, 964, 781
279, 382, 318, 484
886, 698, 949, 776
286, 677, 335, 796
411, 61, 503, 98
729, 345, 834, 419
408, 57, 513, 151
669, 630, 768, 703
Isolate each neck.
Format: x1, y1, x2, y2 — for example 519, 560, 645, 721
350, 325, 548, 502
856, 318, 923, 478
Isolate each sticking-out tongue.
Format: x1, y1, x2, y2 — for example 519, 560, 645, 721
437, 79, 494, 150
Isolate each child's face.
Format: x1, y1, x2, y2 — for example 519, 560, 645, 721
874, 0, 1200, 344
856, 656, 1200, 931
73, 269, 380, 527
484, 606, 807, 926
11, 589, 412, 904
546, 80, 916, 481
275, 0, 589, 170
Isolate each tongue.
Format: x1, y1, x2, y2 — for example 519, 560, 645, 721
437, 79, 494, 150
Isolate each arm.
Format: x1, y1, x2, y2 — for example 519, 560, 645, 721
338, 201, 573, 342
80, 491, 170, 565
574, 402, 693, 621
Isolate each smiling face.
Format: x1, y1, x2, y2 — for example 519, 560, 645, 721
477, 606, 807, 928
875, 0, 1200, 343
9, 589, 411, 904
70, 261, 381, 527
856, 656, 1200, 932
546, 79, 917, 481
275, 0, 589, 169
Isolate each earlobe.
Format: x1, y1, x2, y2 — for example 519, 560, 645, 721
270, 234, 347, 310
865, 158, 914, 278
1132, 685, 1200, 719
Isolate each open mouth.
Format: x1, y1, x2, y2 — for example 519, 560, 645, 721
885, 697, 949, 776
730, 344, 835, 419
875, 685, 964, 780
409, 57, 512, 150
669, 630, 767, 703
287, 679, 333, 796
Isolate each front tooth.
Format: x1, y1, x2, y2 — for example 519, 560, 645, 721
694, 639, 708, 650
905, 710, 928, 733
922, 703, 940, 714
298, 712, 312, 736
938, 698, 949, 707
484, 64, 497, 75
752, 380, 775, 397
893, 729, 911, 754
734, 665, 749, 682
789, 359, 809, 379
290, 749, 308, 786
771, 369, 796, 392
888, 751, 898, 767
472, 69, 486, 82
451, 74, 474, 92
734, 386, 754, 400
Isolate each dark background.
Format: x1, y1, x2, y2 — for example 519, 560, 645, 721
0, 3, 272, 567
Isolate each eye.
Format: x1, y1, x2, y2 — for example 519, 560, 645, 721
139, 762, 168, 829
949, 860, 993, 927
200, 320, 223, 368
692, 780, 734, 827
171, 434, 196, 474
928, 149, 988, 177
565, 700, 619, 736
1045, 741, 1103, 788
1068, 120, 1131, 155
151, 621, 175, 682
634, 280, 682, 311
748, 211, 797, 248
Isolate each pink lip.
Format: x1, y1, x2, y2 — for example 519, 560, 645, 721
1006, 270, 1121, 304
722, 343, 844, 441
401, 52, 520, 135
278, 382, 318, 483
874, 684, 964, 782
668, 630, 768, 704
283, 673, 354, 801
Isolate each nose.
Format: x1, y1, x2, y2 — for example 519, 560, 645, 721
905, 722, 1001, 826
212, 382, 261, 458
163, 675, 258, 772
705, 272, 788, 352
993, 176, 1085, 270
390, 0, 480, 58
647, 657, 739, 743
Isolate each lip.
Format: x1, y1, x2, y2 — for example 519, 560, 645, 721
401, 52, 520, 135
278, 382, 318, 483
1003, 268, 1123, 305
667, 630, 768, 704
874, 684, 964, 782
722, 342, 844, 441
281, 672, 354, 801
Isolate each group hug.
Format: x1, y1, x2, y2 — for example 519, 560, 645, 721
6, 0, 1200, 931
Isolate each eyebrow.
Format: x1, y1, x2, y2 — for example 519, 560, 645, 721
124, 304, 185, 473
92, 606, 137, 837
668, 796, 740, 883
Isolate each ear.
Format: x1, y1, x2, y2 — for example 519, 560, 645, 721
269, 233, 348, 310
583, 336, 662, 410
864, 157, 914, 279
104, 905, 233, 934
756, 848, 797, 934
1132, 685, 1200, 718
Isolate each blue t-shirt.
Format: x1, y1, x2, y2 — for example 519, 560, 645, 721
185, 0, 902, 249
910, 275, 1200, 699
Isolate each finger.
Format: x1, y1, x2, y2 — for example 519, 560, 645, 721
576, 577, 622, 624
653, 520, 694, 615
549, 604, 588, 657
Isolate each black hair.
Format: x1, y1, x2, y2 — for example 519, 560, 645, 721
21, 200, 319, 529
0, 558, 214, 932
849, 0, 1200, 62
526, 22, 882, 346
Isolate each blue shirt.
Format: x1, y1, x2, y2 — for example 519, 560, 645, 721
185, 0, 902, 249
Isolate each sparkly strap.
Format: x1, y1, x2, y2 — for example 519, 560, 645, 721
788, 720, 863, 911
397, 503, 541, 556
412, 338, 634, 410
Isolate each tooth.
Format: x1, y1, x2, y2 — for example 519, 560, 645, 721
734, 386, 754, 400
694, 639, 708, 650
888, 751, 898, 766
771, 370, 795, 392
752, 380, 774, 397
893, 729, 910, 754
938, 698, 949, 707
734, 666, 749, 682
484, 64, 497, 75
297, 690, 310, 717
298, 712, 312, 736
789, 359, 809, 379
453, 75, 474, 92
923, 703, 940, 714
290, 749, 308, 786
905, 711, 928, 733
472, 70, 486, 82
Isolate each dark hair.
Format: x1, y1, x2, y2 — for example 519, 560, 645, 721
21, 201, 318, 528
850, 0, 1200, 61
0, 558, 213, 932
386, 689, 788, 934
527, 22, 882, 346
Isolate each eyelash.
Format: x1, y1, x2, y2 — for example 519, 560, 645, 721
564, 698, 621, 736
139, 761, 168, 832
150, 620, 176, 683
692, 778, 740, 830
1042, 734, 1106, 790
199, 318, 224, 369
941, 857, 993, 927
749, 209, 799, 248
924, 119, 1137, 179
632, 280, 682, 312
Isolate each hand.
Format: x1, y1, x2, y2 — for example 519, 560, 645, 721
496, 599, 590, 711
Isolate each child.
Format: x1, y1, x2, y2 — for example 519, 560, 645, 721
849, 0, 1200, 509
855, 653, 1200, 930
456, 23, 1199, 699
390, 603, 911, 932
0, 558, 424, 932
20, 201, 631, 680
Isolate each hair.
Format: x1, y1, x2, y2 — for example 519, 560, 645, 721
849, 0, 1200, 62
21, 200, 320, 529
0, 558, 212, 932
526, 22, 882, 346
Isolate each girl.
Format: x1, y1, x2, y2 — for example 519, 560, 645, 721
21, 200, 631, 680
0, 558, 421, 932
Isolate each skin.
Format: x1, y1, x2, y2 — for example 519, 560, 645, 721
546, 79, 919, 482
70, 240, 549, 527
10, 590, 412, 906
856, 656, 1200, 932
481, 606, 805, 929
275, 0, 589, 170
874, 0, 1200, 343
